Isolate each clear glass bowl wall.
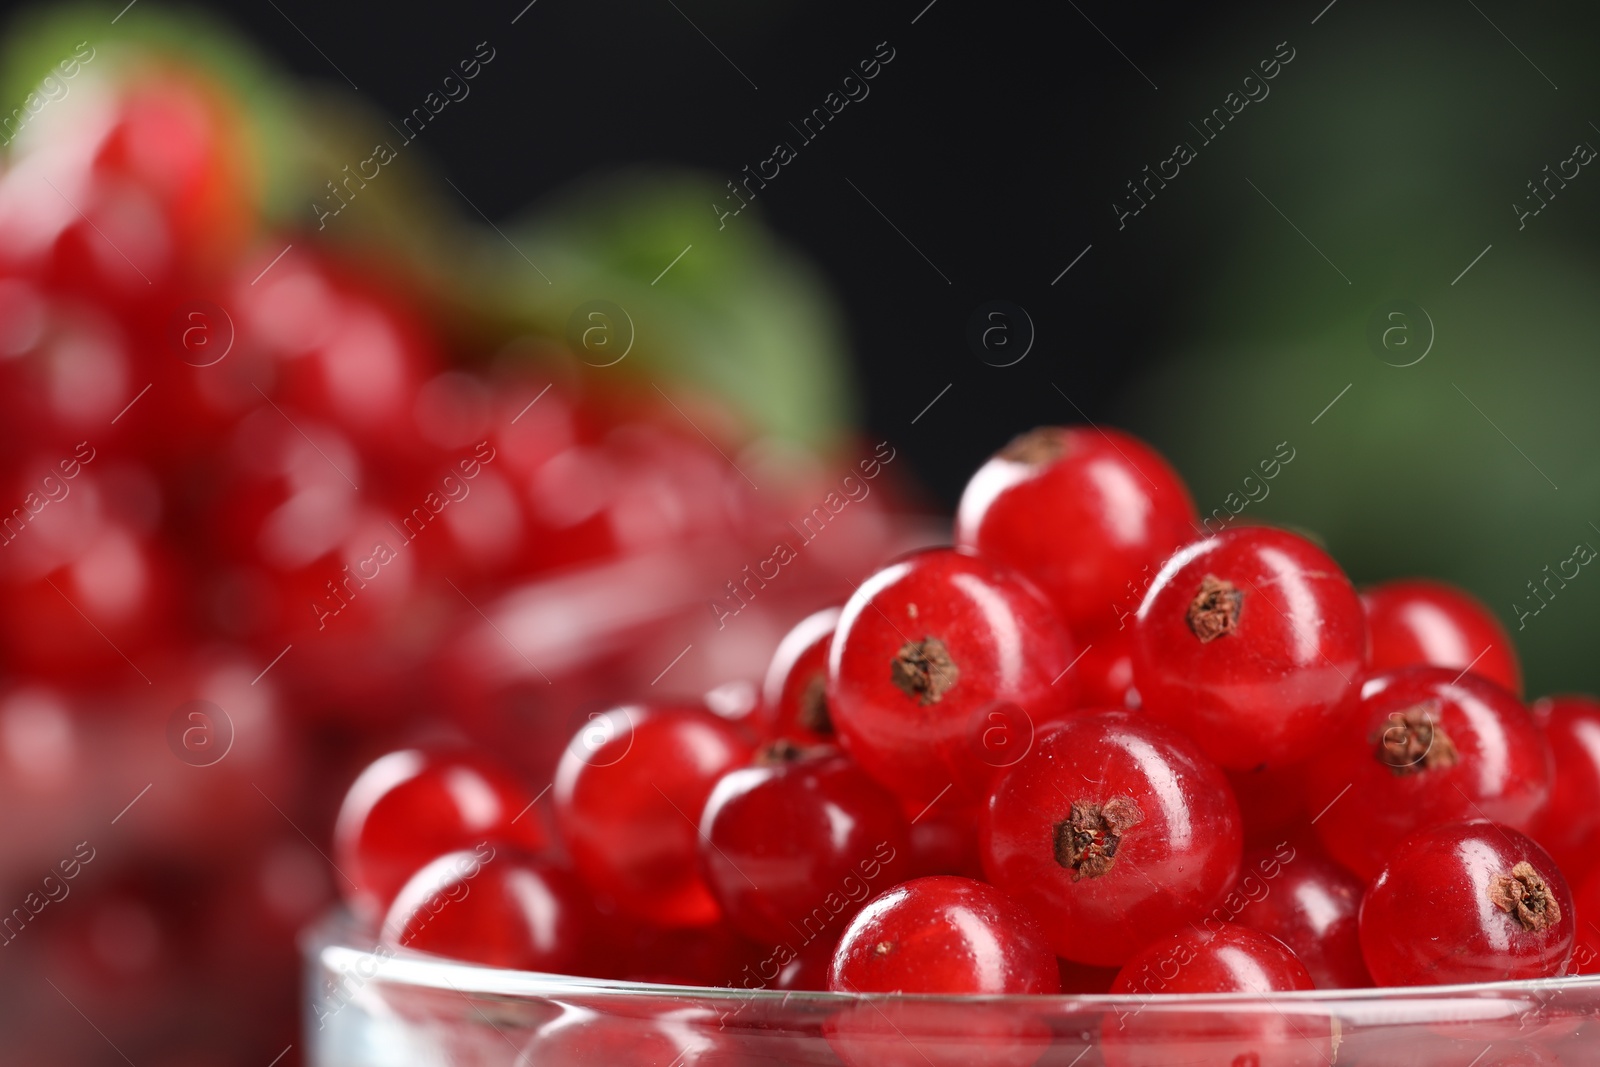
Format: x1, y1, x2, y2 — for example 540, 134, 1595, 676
305, 914, 1600, 1067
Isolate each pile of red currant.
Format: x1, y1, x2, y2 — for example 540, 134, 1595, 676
337, 426, 1600, 1064
0, 44, 897, 1066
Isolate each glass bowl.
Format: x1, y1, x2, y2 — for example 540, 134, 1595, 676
304, 911, 1600, 1066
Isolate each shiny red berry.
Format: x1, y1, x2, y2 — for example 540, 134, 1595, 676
1528, 694, 1600, 885
980, 710, 1242, 966
828, 875, 1059, 995
772, 935, 837, 991
1104, 923, 1323, 1067
333, 748, 548, 920
1307, 667, 1553, 880
554, 704, 752, 927
1073, 629, 1138, 709
1363, 578, 1522, 696
1227, 761, 1312, 848
524, 1005, 723, 1067
1131, 525, 1368, 771
697, 741, 911, 943
825, 876, 1059, 1067
955, 426, 1196, 639
761, 606, 841, 744
907, 808, 984, 879
827, 548, 1076, 813
1230, 843, 1372, 988
1360, 822, 1574, 985
1112, 921, 1314, 996
1569, 869, 1600, 975
380, 846, 585, 973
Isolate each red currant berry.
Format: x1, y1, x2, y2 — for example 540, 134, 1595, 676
761, 606, 841, 744
380, 846, 585, 973
1363, 578, 1522, 696
1306, 667, 1553, 880
1360, 821, 1573, 985
1528, 694, 1600, 885
553, 704, 752, 927
955, 426, 1196, 639
829, 875, 1060, 994
1131, 525, 1367, 771
1230, 843, 1371, 988
1073, 631, 1138, 709
1104, 923, 1324, 1067
1111, 921, 1314, 996
827, 548, 1076, 812
907, 808, 984, 879
1569, 869, 1600, 975
582, 916, 760, 986
524, 1006, 723, 1067
698, 741, 911, 944
980, 710, 1242, 966
333, 749, 548, 920
1227, 761, 1312, 848
772, 934, 837, 991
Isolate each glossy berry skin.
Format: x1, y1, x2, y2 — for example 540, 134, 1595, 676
697, 742, 911, 943
1230, 843, 1372, 988
827, 548, 1076, 813
980, 710, 1242, 966
907, 808, 984, 879
1073, 631, 1137, 709
554, 704, 752, 927
1131, 526, 1368, 771
1307, 667, 1553, 880
1569, 869, 1600, 975
1528, 695, 1600, 885
1360, 822, 1574, 986
955, 426, 1197, 639
772, 935, 838, 991
761, 607, 842, 744
1363, 578, 1522, 697
380, 847, 585, 974
828, 876, 1060, 995
1110, 922, 1314, 996
1104, 924, 1324, 1067
333, 749, 548, 920
524, 1006, 724, 1067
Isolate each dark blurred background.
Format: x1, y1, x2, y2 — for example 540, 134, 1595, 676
0, 0, 1279, 496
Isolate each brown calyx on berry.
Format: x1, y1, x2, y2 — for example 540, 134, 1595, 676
1053, 797, 1143, 881
1186, 575, 1242, 642
873, 939, 895, 956
891, 636, 960, 705
999, 427, 1067, 467
754, 738, 825, 765
1374, 703, 1458, 774
1489, 861, 1561, 932
797, 674, 833, 735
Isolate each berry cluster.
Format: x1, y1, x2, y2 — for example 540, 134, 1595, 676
338, 425, 1600, 1063
0, 48, 895, 1064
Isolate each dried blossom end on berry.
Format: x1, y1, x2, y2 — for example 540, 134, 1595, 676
754, 738, 811, 765
797, 675, 833, 735
1375, 703, 1458, 775
1186, 575, 1242, 643
1489, 861, 1562, 932
998, 426, 1068, 467
1053, 797, 1143, 881
890, 636, 960, 705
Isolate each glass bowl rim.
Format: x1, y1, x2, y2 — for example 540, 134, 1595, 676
307, 909, 1600, 1009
